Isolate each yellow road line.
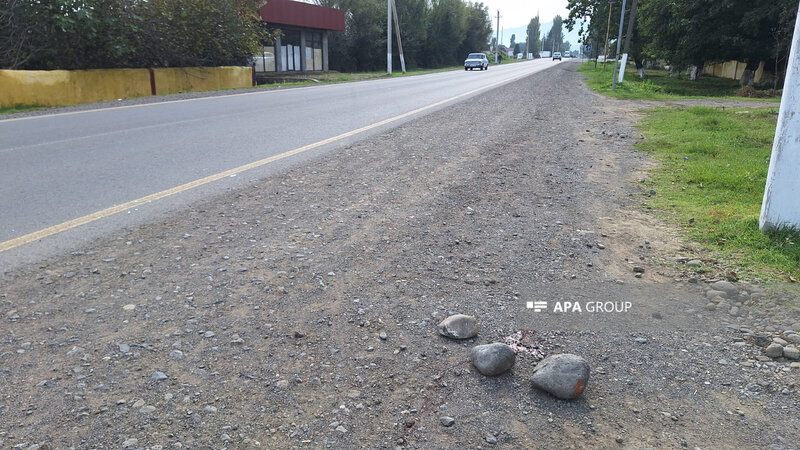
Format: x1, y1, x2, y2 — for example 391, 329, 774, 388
0, 70, 530, 253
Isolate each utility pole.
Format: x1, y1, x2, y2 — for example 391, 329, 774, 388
618, 0, 639, 84
387, 0, 392, 75
611, 0, 626, 90
391, 0, 406, 73
760, 0, 800, 231
602, 1, 613, 70
495, 10, 500, 64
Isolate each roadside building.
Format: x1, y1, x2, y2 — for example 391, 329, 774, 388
255, 0, 345, 73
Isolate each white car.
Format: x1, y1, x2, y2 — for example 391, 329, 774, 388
249, 51, 275, 72
464, 53, 489, 71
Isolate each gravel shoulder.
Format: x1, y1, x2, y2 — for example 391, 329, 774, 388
1, 62, 798, 449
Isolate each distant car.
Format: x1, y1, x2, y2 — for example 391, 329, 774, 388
464, 53, 489, 71
552, 52, 562, 61
249, 51, 275, 72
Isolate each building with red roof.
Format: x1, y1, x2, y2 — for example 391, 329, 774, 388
255, 0, 345, 72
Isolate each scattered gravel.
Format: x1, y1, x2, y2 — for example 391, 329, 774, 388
0, 62, 797, 449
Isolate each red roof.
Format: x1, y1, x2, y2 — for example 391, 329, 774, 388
259, 0, 345, 31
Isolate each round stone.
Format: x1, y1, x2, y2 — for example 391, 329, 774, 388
440, 416, 455, 427
705, 290, 728, 299
765, 343, 784, 358
710, 280, 739, 296
531, 354, 590, 400
471, 343, 516, 376
783, 346, 800, 360
437, 314, 478, 340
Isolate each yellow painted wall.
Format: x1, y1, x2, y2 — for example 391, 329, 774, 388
0, 66, 253, 108
152, 66, 252, 95
0, 68, 151, 108
703, 60, 765, 83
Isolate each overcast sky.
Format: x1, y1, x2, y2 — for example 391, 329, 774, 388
480, 0, 571, 30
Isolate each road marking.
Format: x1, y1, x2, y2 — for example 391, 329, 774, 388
0, 67, 540, 253
0, 61, 543, 124
0, 59, 552, 124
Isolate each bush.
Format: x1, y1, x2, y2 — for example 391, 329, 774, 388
735, 86, 782, 98
1, 0, 269, 70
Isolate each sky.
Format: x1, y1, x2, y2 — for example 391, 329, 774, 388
481, 0, 571, 29
479, 0, 578, 46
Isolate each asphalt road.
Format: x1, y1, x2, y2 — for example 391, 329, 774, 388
0, 59, 563, 273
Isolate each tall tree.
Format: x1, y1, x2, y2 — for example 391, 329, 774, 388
1, 0, 268, 70
425, 0, 467, 65
526, 16, 541, 56
459, 2, 493, 59
393, 0, 429, 68
639, 0, 797, 84
542, 15, 565, 53
565, 0, 627, 62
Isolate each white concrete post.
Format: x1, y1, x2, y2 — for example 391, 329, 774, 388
760, 2, 800, 231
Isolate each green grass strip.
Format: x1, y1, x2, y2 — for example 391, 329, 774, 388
579, 62, 780, 101
637, 106, 800, 280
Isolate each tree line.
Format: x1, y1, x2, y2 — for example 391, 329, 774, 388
317, 0, 493, 72
1, 0, 494, 72
565, 0, 798, 85
518, 15, 571, 58
1, 0, 268, 70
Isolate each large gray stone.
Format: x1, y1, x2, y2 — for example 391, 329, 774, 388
765, 343, 784, 358
471, 343, 516, 376
706, 290, 728, 300
531, 354, 590, 399
783, 346, 800, 360
151, 371, 168, 382
710, 280, 739, 297
438, 314, 478, 340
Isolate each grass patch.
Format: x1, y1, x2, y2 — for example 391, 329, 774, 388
579, 62, 781, 101
637, 106, 800, 280
258, 65, 471, 87
0, 104, 46, 115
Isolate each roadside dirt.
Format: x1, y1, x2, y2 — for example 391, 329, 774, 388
1, 62, 798, 449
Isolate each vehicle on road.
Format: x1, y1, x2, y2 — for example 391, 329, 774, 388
249, 51, 276, 72
464, 53, 489, 71
553, 52, 562, 61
